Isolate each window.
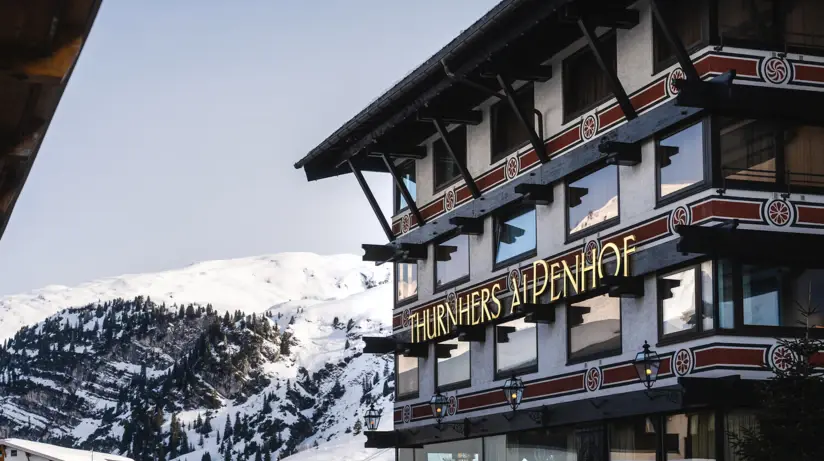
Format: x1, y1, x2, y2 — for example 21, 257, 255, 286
396, 263, 417, 303
433, 125, 467, 191
395, 354, 419, 399
414, 439, 483, 461
494, 207, 537, 268
653, 0, 707, 71
495, 317, 537, 376
435, 234, 470, 290
609, 417, 660, 459
393, 160, 417, 213
563, 32, 616, 120
659, 262, 714, 339
10, 450, 17, 457
485, 428, 577, 460
658, 121, 706, 201
719, 118, 824, 190
568, 294, 621, 362
491, 84, 534, 163
435, 338, 470, 390
724, 410, 758, 461
665, 412, 717, 460
567, 165, 619, 237
717, 261, 824, 329
717, 0, 824, 53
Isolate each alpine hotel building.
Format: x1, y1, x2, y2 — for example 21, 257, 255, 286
294, 1, 824, 460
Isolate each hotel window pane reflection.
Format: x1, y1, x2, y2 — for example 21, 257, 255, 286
495, 208, 537, 266
485, 428, 577, 461
434, 126, 467, 190
495, 317, 537, 376
569, 294, 621, 361
435, 235, 470, 289
661, 269, 697, 336
665, 412, 717, 460
436, 338, 470, 389
718, 259, 735, 329
394, 161, 417, 212
659, 122, 704, 199
725, 410, 758, 461
396, 354, 419, 398
568, 165, 619, 235
415, 438, 482, 461
609, 417, 659, 461
784, 125, 824, 188
742, 265, 781, 326
396, 263, 417, 302
720, 119, 777, 184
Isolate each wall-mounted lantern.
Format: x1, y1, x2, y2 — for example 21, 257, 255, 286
633, 341, 661, 390
364, 403, 382, 432
503, 375, 525, 411
429, 391, 449, 424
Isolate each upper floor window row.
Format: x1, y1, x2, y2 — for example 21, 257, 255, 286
655, 0, 824, 72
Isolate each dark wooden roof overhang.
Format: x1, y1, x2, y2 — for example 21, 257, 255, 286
0, 0, 102, 241
676, 224, 824, 269
294, 0, 641, 181
391, 376, 755, 448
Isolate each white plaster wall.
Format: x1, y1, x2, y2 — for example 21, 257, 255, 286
618, 1, 654, 94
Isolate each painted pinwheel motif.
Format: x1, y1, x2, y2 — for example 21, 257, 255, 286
506, 156, 520, 180
444, 189, 456, 212
670, 206, 690, 229
402, 405, 412, 424
402, 308, 412, 328
668, 67, 686, 96
766, 199, 791, 226
401, 214, 411, 233
582, 114, 598, 140
509, 268, 521, 292
585, 367, 602, 392
674, 349, 692, 376
770, 345, 794, 372
447, 396, 458, 416
583, 240, 600, 265
763, 57, 789, 84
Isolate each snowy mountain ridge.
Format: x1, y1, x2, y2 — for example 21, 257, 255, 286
0, 253, 395, 461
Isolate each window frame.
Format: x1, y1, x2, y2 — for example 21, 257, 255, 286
434, 337, 472, 392
712, 117, 824, 195
492, 204, 538, 271
562, 30, 618, 124
716, 260, 824, 339
565, 163, 621, 242
394, 262, 418, 308
710, 0, 824, 59
392, 160, 416, 214
652, 0, 711, 74
493, 315, 539, 380
657, 261, 716, 345
490, 83, 535, 165
395, 353, 421, 401
566, 294, 623, 364
433, 232, 471, 293
433, 125, 468, 193
655, 118, 712, 207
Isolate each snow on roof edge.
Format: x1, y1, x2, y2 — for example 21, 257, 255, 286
1, 439, 133, 461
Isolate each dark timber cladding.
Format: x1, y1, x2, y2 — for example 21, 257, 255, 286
0, 0, 102, 241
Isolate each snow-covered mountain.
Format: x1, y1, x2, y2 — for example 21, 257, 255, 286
0, 253, 395, 461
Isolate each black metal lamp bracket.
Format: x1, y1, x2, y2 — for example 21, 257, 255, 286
644, 388, 683, 404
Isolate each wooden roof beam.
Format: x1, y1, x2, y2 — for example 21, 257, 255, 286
0, 27, 86, 84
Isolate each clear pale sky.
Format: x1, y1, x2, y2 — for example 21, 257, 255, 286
0, 0, 500, 295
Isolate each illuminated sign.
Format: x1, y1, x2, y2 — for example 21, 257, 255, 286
409, 235, 637, 343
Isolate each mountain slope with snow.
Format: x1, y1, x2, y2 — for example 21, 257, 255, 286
0, 253, 395, 461
0, 253, 390, 342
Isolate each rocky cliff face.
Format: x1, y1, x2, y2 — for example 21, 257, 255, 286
0, 253, 396, 461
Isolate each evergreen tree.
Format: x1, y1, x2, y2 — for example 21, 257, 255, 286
201, 453, 212, 461
168, 413, 182, 459
353, 419, 363, 435
730, 304, 824, 461
263, 450, 272, 461
332, 316, 339, 328
255, 448, 263, 461
223, 414, 233, 439
216, 429, 221, 445
344, 339, 350, 349
224, 449, 231, 461
203, 414, 213, 434
198, 433, 204, 448
346, 318, 355, 331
